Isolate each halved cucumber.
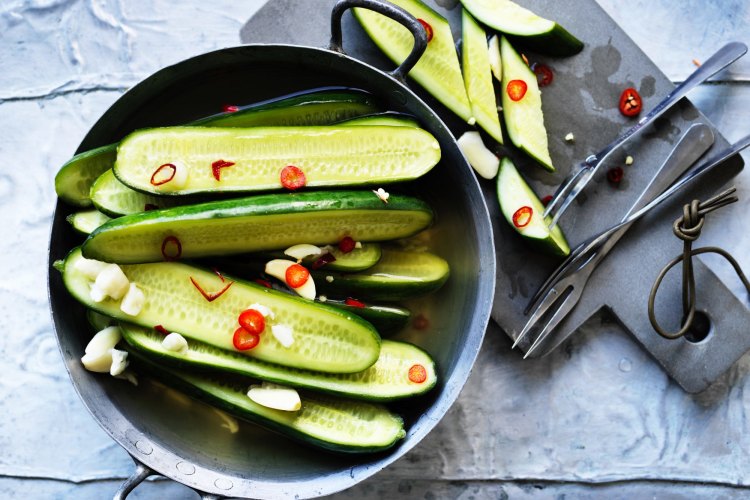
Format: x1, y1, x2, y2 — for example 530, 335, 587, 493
321, 300, 411, 335
55, 88, 380, 206
314, 248, 450, 301
129, 350, 406, 453
90, 169, 189, 217
337, 111, 420, 128
462, 10, 504, 145
459, 0, 583, 56
62, 248, 381, 373
354, 0, 474, 123
114, 126, 440, 195
55, 144, 117, 207
501, 36, 554, 172
82, 191, 433, 264
496, 157, 569, 256
67, 210, 111, 235
120, 323, 433, 401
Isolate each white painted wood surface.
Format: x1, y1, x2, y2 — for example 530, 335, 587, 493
1, 0, 749, 497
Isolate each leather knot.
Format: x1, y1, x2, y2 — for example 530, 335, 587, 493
648, 187, 749, 340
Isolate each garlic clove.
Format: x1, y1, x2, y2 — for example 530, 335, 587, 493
457, 131, 500, 179
284, 244, 322, 261
109, 349, 129, 376
74, 257, 108, 281
162, 332, 189, 354
94, 264, 130, 300
247, 382, 301, 411
271, 324, 294, 348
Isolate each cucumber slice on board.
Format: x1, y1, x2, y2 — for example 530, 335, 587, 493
459, 0, 583, 56
501, 36, 554, 172
66, 210, 111, 235
62, 247, 381, 373
113, 125, 440, 195
462, 10, 504, 144
128, 349, 406, 453
120, 323, 433, 401
496, 157, 569, 256
54, 88, 380, 206
313, 248, 450, 301
90, 169, 189, 217
82, 191, 433, 264
354, 0, 474, 123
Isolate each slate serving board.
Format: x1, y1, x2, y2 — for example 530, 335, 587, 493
240, 0, 748, 392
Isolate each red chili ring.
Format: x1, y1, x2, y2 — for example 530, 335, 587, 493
512, 206, 533, 228
161, 235, 182, 261
150, 163, 176, 186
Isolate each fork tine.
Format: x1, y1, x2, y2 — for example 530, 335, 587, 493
523, 284, 580, 359
546, 168, 595, 229
513, 282, 568, 348
542, 165, 590, 219
523, 245, 597, 314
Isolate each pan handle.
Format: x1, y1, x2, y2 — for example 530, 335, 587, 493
329, 0, 428, 82
113, 455, 225, 500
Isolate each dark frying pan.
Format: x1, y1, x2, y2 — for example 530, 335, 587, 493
47, 1, 496, 497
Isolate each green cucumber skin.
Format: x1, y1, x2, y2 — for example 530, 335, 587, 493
337, 112, 420, 128
313, 249, 450, 301
128, 350, 406, 453
54, 88, 380, 206
113, 125, 440, 196
55, 144, 117, 207
63, 247, 381, 373
90, 169, 191, 217
82, 191, 433, 264
459, 0, 583, 56
120, 323, 434, 401
323, 300, 410, 334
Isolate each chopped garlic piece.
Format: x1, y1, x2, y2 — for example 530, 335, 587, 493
284, 244, 322, 261
467, 116, 477, 126
247, 303, 274, 319
94, 264, 130, 300
110, 349, 129, 376
162, 332, 189, 354
247, 382, 301, 411
318, 295, 327, 302
325, 275, 334, 283
74, 257, 108, 281
271, 324, 294, 348
89, 283, 107, 303
81, 326, 122, 374
120, 283, 145, 316
373, 188, 390, 203
565, 132, 575, 142
625, 155, 634, 165
85, 326, 121, 355
457, 131, 500, 179
354, 241, 362, 249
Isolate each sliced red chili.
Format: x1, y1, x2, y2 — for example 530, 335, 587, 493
154, 325, 169, 335
417, 18, 433, 42
222, 104, 239, 113
338, 236, 356, 254
531, 63, 554, 87
345, 298, 366, 308
280, 165, 306, 190
408, 364, 428, 383
161, 235, 182, 261
238, 309, 265, 335
607, 166, 624, 185
233, 327, 260, 351
285, 263, 310, 289
150, 163, 176, 186
541, 195, 553, 207
413, 313, 430, 330
506, 80, 528, 102
144, 203, 159, 211
211, 159, 235, 181
512, 206, 533, 228
190, 276, 234, 302
254, 278, 273, 289
618, 87, 642, 117
212, 267, 226, 282
312, 252, 336, 270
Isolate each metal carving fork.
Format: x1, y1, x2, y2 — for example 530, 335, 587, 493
515, 123, 714, 357
542, 42, 747, 229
